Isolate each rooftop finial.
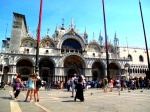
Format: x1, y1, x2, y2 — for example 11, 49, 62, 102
99, 30, 103, 45
27, 27, 32, 37
114, 31, 117, 39
93, 32, 95, 40
61, 19, 65, 30
62, 18, 64, 25
71, 18, 73, 28
84, 27, 87, 34
27, 27, 30, 33
99, 30, 102, 37
55, 24, 58, 31
47, 28, 50, 35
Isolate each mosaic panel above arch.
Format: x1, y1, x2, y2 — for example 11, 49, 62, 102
64, 55, 85, 68
87, 44, 100, 52
21, 38, 36, 47
40, 39, 55, 48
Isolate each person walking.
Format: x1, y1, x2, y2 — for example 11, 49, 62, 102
14, 74, 25, 100
74, 75, 84, 102
104, 78, 108, 93
10, 73, 18, 98
109, 78, 114, 92
71, 73, 77, 97
116, 78, 121, 91
24, 74, 36, 103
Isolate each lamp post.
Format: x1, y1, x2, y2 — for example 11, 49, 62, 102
35, 0, 43, 73
102, 0, 110, 81
139, 0, 150, 78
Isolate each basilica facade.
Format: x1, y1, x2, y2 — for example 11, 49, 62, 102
0, 13, 149, 84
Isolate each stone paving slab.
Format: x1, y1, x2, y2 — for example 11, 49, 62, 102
0, 87, 150, 112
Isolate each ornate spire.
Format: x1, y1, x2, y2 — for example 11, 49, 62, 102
114, 32, 117, 39
114, 32, 119, 46
92, 32, 95, 41
27, 27, 30, 34
55, 25, 59, 38
55, 25, 59, 32
61, 18, 65, 30
84, 27, 87, 35
27, 27, 32, 37
47, 28, 50, 36
84, 27, 88, 43
71, 18, 73, 28
99, 30, 103, 45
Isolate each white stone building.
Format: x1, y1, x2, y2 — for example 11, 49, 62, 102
0, 13, 149, 84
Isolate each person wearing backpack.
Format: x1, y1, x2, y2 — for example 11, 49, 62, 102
34, 74, 41, 102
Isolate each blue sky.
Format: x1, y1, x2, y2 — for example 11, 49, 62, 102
0, 0, 150, 51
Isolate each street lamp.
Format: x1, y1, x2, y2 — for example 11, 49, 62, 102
102, 0, 110, 81
139, 0, 150, 78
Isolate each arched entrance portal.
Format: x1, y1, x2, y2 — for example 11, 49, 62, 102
16, 59, 33, 81
39, 59, 54, 82
109, 63, 120, 78
92, 62, 104, 81
64, 55, 85, 83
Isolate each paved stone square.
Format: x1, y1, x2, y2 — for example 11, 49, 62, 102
0, 86, 150, 112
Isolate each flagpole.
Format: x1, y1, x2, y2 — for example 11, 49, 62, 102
102, 0, 110, 81
35, 0, 43, 73
139, 0, 150, 78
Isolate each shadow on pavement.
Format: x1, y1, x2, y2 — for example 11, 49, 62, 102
59, 96, 71, 98
0, 96, 12, 100
62, 100, 75, 102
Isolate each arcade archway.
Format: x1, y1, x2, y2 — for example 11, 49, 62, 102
92, 61, 104, 81
16, 59, 33, 81
39, 59, 54, 82
109, 63, 120, 78
64, 55, 85, 82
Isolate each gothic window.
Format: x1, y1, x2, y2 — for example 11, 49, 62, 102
46, 50, 49, 54
133, 68, 135, 73
139, 55, 144, 62
138, 68, 139, 73
27, 49, 29, 54
135, 69, 137, 73
129, 69, 132, 73
128, 54, 132, 61
140, 69, 142, 73
93, 53, 95, 57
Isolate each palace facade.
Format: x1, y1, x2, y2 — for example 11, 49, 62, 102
0, 13, 149, 83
